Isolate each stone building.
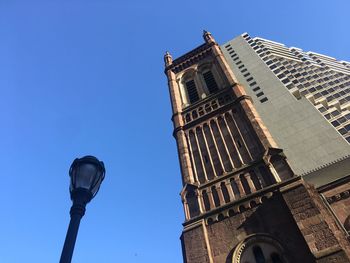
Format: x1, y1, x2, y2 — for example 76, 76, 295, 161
164, 31, 350, 263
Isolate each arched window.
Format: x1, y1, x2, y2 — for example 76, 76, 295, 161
185, 79, 199, 103
211, 186, 221, 207
231, 234, 288, 263
202, 190, 211, 211
203, 70, 219, 94
220, 181, 231, 203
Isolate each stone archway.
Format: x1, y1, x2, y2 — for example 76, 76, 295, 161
231, 234, 289, 263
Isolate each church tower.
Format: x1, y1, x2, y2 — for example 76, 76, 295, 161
164, 32, 350, 263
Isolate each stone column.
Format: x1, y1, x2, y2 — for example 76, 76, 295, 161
175, 130, 195, 184
223, 114, 244, 165
227, 110, 254, 162
194, 127, 209, 182
186, 131, 199, 183
207, 190, 216, 210
197, 192, 205, 214
266, 162, 282, 183
245, 172, 256, 193
183, 200, 190, 220
216, 184, 225, 205
225, 180, 235, 201
235, 176, 246, 197
201, 125, 217, 178
215, 118, 235, 169
208, 120, 225, 175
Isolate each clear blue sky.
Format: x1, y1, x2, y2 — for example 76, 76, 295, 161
0, 0, 349, 262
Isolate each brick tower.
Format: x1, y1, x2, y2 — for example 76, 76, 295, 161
164, 31, 350, 263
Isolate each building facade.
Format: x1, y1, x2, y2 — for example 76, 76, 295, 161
223, 33, 350, 143
164, 32, 350, 263
221, 33, 350, 178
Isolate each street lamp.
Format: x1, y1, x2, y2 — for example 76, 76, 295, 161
60, 155, 106, 263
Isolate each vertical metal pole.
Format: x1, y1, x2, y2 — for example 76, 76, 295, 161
60, 192, 87, 263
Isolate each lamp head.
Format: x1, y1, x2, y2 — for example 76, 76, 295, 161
69, 155, 105, 203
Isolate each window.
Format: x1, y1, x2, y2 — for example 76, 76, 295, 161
339, 128, 347, 135
271, 253, 283, 263
331, 120, 340, 127
253, 246, 266, 263
338, 116, 347, 123
331, 110, 340, 117
286, 83, 294, 89
318, 106, 326, 113
203, 71, 219, 94
185, 80, 199, 103
232, 235, 287, 263
253, 86, 261, 92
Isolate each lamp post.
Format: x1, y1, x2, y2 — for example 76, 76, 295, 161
59, 155, 105, 263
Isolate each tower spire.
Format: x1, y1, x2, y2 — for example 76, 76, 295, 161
164, 51, 173, 67
203, 30, 216, 44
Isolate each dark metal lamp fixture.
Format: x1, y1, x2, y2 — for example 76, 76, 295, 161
60, 155, 105, 263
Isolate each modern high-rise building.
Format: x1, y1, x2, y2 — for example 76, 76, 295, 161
164, 32, 350, 263
223, 33, 350, 141
221, 33, 350, 184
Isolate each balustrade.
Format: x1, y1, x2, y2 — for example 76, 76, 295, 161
183, 91, 234, 124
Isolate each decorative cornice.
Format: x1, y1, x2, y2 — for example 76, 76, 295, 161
165, 42, 215, 74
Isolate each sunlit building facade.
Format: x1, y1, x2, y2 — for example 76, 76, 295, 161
164, 32, 350, 263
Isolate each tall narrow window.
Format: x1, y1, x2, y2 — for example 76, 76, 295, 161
253, 246, 266, 263
202, 190, 211, 211
211, 186, 220, 207
203, 71, 219, 93
185, 80, 199, 103
271, 253, 283, 263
